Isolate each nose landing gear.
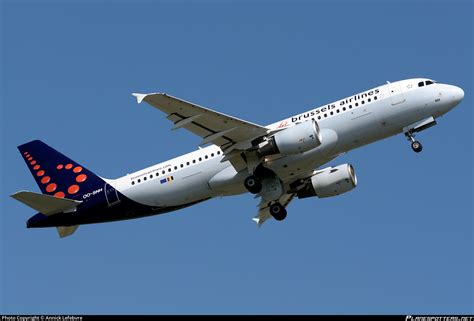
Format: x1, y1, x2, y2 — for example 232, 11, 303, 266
405, 131, 423, 153
411, 140, 423, 153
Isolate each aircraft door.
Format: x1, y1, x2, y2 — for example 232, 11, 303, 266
375, 83, 411, 128
104, 183, 120, 207
388, 82, 406, 105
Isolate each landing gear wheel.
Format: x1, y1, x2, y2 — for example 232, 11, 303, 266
411, 141, 423, 153
269, 202, 287, 221
405, 130, 423, 153
244, 175, 262, 194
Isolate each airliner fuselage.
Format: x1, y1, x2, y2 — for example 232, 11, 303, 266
14, 78, 464, 237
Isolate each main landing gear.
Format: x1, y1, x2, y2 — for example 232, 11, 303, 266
244, 166, 287, 221
244, 175, 262, 194
405, 131, 423, 153
269, 202, 287, 221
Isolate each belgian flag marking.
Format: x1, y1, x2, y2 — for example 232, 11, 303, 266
160, 176, 174, 184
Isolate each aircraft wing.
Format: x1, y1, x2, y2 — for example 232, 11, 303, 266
132, 93, 269, 153
253, 193, 295, 226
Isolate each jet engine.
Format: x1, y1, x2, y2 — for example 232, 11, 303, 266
258, 120, 322, 156
297, 164, 358, 198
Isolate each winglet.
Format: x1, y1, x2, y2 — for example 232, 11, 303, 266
132, 93, 147, 104
252, 215, 268, 228
252, 217, 262, 227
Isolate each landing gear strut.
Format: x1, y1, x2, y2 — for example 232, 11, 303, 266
269, 202, 287, 221
244, 175, 262, 194
405, 131, 423, 153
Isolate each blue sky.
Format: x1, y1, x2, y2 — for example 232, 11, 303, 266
1, 0, 472, 314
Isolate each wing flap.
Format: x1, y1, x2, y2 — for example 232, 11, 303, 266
11, 190, 82, 215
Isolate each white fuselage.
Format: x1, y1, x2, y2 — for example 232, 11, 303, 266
112, 78, 463, 208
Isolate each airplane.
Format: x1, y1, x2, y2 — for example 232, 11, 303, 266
11, 78, 464, 238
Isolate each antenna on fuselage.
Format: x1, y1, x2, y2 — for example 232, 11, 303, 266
386, 81, 391, 84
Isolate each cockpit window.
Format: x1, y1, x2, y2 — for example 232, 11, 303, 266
418, 81, 424, 87
425, 80, 434, 86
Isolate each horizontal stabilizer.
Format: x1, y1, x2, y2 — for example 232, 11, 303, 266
57, 225, 79, 238
11, 190, 82, 215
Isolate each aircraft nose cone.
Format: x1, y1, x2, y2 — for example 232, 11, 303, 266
452, 86, 464, 103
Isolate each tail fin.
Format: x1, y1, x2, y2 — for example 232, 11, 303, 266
18, 140, 105, 200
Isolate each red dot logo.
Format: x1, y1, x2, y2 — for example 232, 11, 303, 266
33, 165, 40, 170
73, 166, 83, 173
36, 170, 45, 177
41, 176, 51, 184
76, 174, 87, 183
54, 191, 65, 198
65, 164, 73, 170
57, 164, 64, 170
30, 160, 36, 165
46, 183, 57, 193
68, 185, 80, 194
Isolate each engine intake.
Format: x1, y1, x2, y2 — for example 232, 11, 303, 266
259, 120, 322, 156
297, 164, 358, 198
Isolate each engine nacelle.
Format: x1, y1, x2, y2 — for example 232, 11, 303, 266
259, 120, 322, 156
297, 164, 358, 199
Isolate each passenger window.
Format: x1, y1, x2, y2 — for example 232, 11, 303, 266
180, 164, 183, 168
168, 168, 171, 172
144, 177, 147, 181
150, 175, 153, 179
174, 166, 177, 170
330, 111, 333, 115
162, 170, 165, 174
318, 116, 321, 120
343, 107, 346, 111
418, 81, 424, 87
336, 109, 340, 113
193, 159, 196, 164
156, 172, 159, 177
361, 100, 365, 104
368, 98, 371, 102
355, 102, 359, 107
374, 96, 378, 100
132, 181, 135, 185
349, 105, 352, 109
186, 161, 190, 166
199, 157, 202, 161
211, 153, 214, 157
217, 151, 221, 155
138, 179, 141, 183
205, 155, 208, 159
324, 114, 327, 118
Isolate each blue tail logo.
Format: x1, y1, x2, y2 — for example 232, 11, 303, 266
18, 140, 105, 200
